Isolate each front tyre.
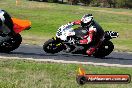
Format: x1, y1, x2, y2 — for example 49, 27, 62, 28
43, 39, 63, 54
93, 40, 114, 58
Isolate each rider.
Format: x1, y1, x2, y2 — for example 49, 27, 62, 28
0, 10, 14, 45
65, 14, 104, 56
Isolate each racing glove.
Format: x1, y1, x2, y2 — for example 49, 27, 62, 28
73, 20, 81, 25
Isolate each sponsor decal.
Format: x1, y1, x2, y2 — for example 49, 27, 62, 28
76, 67, 131, 85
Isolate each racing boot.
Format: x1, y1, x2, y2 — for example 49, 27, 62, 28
86, 47, 96, 56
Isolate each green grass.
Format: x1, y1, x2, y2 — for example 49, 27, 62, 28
0, 2, 131, 88
0, 59, 131, 88
0, 0, 132, 51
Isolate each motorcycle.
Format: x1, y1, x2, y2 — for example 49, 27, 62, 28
43, 24, 119, 58
0, 18, 31, 53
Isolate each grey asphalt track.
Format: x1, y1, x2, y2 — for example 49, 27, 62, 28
0, 44, 132, 67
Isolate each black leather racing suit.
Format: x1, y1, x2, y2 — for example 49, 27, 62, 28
0, 10, 14, 45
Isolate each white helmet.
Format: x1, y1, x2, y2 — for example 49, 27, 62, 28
81, 14, 93, 27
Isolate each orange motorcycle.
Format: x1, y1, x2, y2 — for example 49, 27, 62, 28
0, 18, 31, 53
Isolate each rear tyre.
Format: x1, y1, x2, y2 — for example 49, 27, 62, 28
43, 39, 63, 54
0, 34, 22, 53
93, 40, 114, 58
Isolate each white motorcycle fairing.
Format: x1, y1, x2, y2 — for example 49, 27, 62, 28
56, 25, 75, 41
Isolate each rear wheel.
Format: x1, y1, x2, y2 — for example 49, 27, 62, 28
93, 40, 114, 58
43, 39, 63, 54
0, 34, 22, 53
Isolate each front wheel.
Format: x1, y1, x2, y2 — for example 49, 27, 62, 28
43, 39, 63, 54
93, 40, 114, 58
